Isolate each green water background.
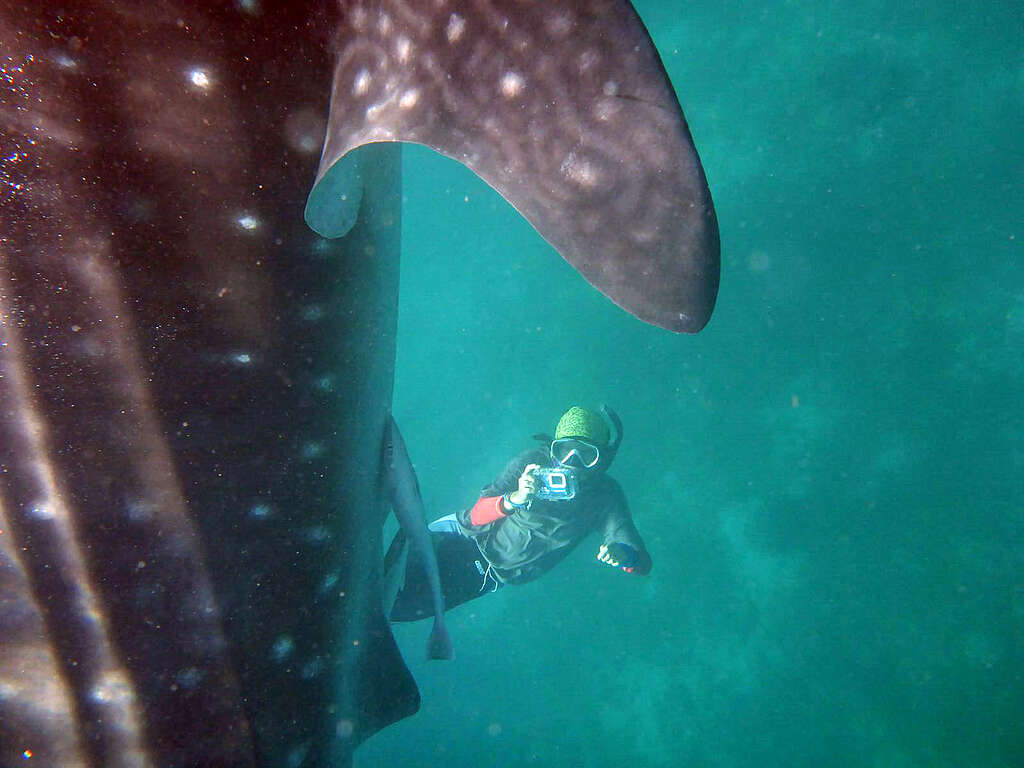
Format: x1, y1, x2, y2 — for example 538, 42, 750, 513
361, 0, 1022, 765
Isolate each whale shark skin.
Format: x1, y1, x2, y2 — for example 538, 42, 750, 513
309, 0, 719, 332
0, 1, 718, 766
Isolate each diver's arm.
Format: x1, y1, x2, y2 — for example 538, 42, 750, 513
597, 541, 652, 575
469, 463, 540, 525
598, 482, 652, 575
480, 450, 546, 497
468, 495, 506, 525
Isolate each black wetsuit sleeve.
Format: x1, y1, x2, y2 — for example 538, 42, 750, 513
600, 480, 653, 575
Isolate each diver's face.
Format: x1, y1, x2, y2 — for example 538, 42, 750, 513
552, 438, 606, 487
551, 438, 603, 472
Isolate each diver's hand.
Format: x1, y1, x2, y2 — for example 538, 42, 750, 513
597, 543, 639, 570
508, 463, 541, 506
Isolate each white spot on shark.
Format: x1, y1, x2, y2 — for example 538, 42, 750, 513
125, 498, 156, 522
399, 89, 420, 109
301, 657, 324, 679
314, 374, 335, 392
173, 667, 203, 690
90, 671, 132, 704
560, 152, 599, 188
603, 80, 619, 96
301, 441, 326, 459
319, 571, 340, 594
377, 13, 392, 37
446, 14, 466, 43
500, 71, 525, 98
28, 502, 54, 520
188, 69, 212, 90
351, 6, 368, 31
353, 68, 371, 96
249, 503, 272, 520
304, 525, 329, 544
271, 635, 294, 661
236, 213, 260, 231
365, 101, 394, 125
336, 719, 355, 739
546, 13, 573, 38
286, 743, 310, 768
395, 36, 412, 63
301, 304, 325, 322
54, 53, 78, 70
593, 98, 621, 122
90, 687, 112, 704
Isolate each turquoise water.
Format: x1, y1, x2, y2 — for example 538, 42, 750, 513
363, 1, 1022, 765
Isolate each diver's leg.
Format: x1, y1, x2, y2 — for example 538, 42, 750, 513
389, 533, 504, 622
432, 535, 503, 610
427, 512, 460, 534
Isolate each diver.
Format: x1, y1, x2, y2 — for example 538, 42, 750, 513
385, 405, 651, 624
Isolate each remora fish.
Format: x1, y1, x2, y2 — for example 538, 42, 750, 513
381, 414, 453, 661
0, 1, 718, 766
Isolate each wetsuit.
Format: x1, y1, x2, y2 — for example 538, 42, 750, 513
389, 448, 651, 622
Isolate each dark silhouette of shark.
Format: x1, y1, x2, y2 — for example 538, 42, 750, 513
0, 1, 718, 765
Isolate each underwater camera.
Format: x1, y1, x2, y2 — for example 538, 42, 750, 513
533, 467, 578, 501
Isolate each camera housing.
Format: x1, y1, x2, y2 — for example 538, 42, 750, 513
533, 467, 578, 501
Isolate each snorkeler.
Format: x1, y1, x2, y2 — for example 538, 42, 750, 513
385, 405, 651, 624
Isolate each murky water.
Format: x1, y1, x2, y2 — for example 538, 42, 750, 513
362, 1, 1021, 765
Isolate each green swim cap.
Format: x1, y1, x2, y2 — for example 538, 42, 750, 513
554, 406, 610, 446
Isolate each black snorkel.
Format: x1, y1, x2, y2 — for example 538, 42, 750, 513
598, 404, 623, 471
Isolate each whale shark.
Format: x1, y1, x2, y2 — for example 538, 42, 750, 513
0, 1, 718, 766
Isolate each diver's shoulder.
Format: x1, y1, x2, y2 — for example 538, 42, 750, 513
592, 472, 627, 503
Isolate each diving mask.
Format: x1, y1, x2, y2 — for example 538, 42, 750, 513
550, 438, 601, 469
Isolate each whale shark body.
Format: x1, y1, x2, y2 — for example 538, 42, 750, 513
0, 1, 718, 765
